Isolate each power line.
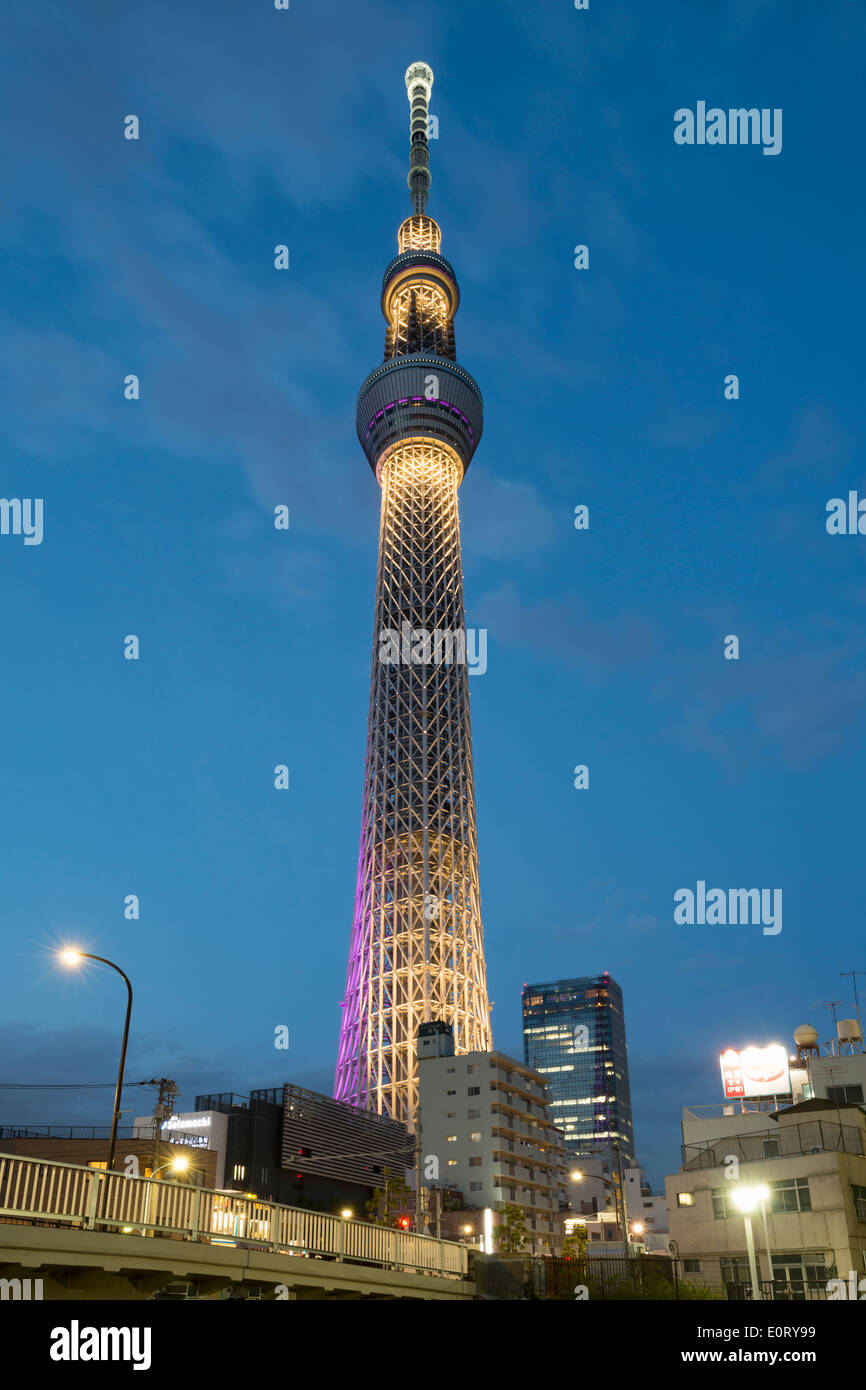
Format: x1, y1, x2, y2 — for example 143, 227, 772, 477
0, 1080, 159, 1091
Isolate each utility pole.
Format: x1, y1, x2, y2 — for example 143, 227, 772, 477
823, 1000, 844, 1051
143, 1077, 179, 1177
615, 1145, 630, 1270
415, 1128, 423, 1231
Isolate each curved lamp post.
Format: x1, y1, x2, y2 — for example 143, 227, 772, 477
571, 1168, 627, 1251
59, 949, 133, 1172
143, 1155, 189, 1235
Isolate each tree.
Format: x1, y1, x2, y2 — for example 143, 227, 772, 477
561, 1224, 588, 1261
497, 1203, 529, 1254
364, 1167, 415, 1228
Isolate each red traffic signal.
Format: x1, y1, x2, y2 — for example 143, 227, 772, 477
398, 1216, 411, 1230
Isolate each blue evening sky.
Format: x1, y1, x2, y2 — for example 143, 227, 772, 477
1, 0, 864, 1187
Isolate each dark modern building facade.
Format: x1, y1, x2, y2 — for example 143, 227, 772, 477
195, 1083, 413, 1214
521, 974, 635, 1166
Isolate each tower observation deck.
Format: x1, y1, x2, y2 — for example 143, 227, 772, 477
334, 64, 492, 1128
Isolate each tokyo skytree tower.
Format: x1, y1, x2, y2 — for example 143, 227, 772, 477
334, 63, 492, 1127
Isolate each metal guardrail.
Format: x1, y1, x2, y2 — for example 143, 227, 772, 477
682, 1118, 865, 1170
727, 1279, 830, 1302
0, 1152, 468, 1279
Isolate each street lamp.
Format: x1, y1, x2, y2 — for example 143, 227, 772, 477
340, 1208, 353, 1219
58, 949, 133, 1172
571, 1169, 627, 1250
143, 1155, 189, 1236
732, 1185, 767, 1301
152, 1156, 189, 1179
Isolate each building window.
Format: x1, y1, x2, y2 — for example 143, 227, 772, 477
446, 1090, 456, 1096
469, 1182, 483, 1192
769, 1178, 810, 1214
469, 1132, 482, 1143
467, 1087, 480, 1096
828, 1083, 864, 1104
446, 1135, 457, 1143
771, 1251, 836, 1285
683, 1259, 701, 1273
447, 1160, 457, 1168
446, 1068, 455, 1074
467, 1064, 478, 1075
446, 1112, 456, 1119
711, 1189, 729, 1220
677, 1192, 694, 1207
468, 1109, 480, 1120
721, 1257, 752, 1285
233, 1164, 246, 1181
853, 1185, 866, 1222
469, 1157, 481, 1168
87, 1161, 107, 1171
762, 1138, 780, 1158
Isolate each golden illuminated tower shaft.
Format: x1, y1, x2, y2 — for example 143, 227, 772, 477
335, 64, 492, 1127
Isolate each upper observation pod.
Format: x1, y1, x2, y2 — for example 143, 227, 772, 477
356, 62, 484, 482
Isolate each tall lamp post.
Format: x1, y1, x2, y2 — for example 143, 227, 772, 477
59, 949, 133, 1172
732, 1185, 770, 1301
754, 1184, 773, 1290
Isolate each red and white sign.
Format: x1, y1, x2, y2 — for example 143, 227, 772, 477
720, 1044, 790, 1099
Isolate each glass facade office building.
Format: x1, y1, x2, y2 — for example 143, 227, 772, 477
522, 974, 635, 1165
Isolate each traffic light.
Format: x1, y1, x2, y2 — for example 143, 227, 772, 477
398, 1215, 411, 1230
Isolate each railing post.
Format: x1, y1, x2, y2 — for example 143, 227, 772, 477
270, 1204, 278, 1254
191, 1187, 201, 1243
439, 1237, 445, 1276
338, 1215, 345, 1262
86, 1170, 101, 1231
391, 1227, 398, 1270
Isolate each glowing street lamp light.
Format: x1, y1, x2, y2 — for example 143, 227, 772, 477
58, 949, 133, 1173
340, 1208, 353, 1219
155, 1156, 189, 1177
732, 1186, 766, 1301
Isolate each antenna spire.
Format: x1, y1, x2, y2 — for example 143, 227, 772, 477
404, 62, 434, 215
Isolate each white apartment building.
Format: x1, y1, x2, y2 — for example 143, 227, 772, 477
417, 1023, 568, 1255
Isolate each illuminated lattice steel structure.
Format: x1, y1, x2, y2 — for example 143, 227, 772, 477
335, 63, 492, 1127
